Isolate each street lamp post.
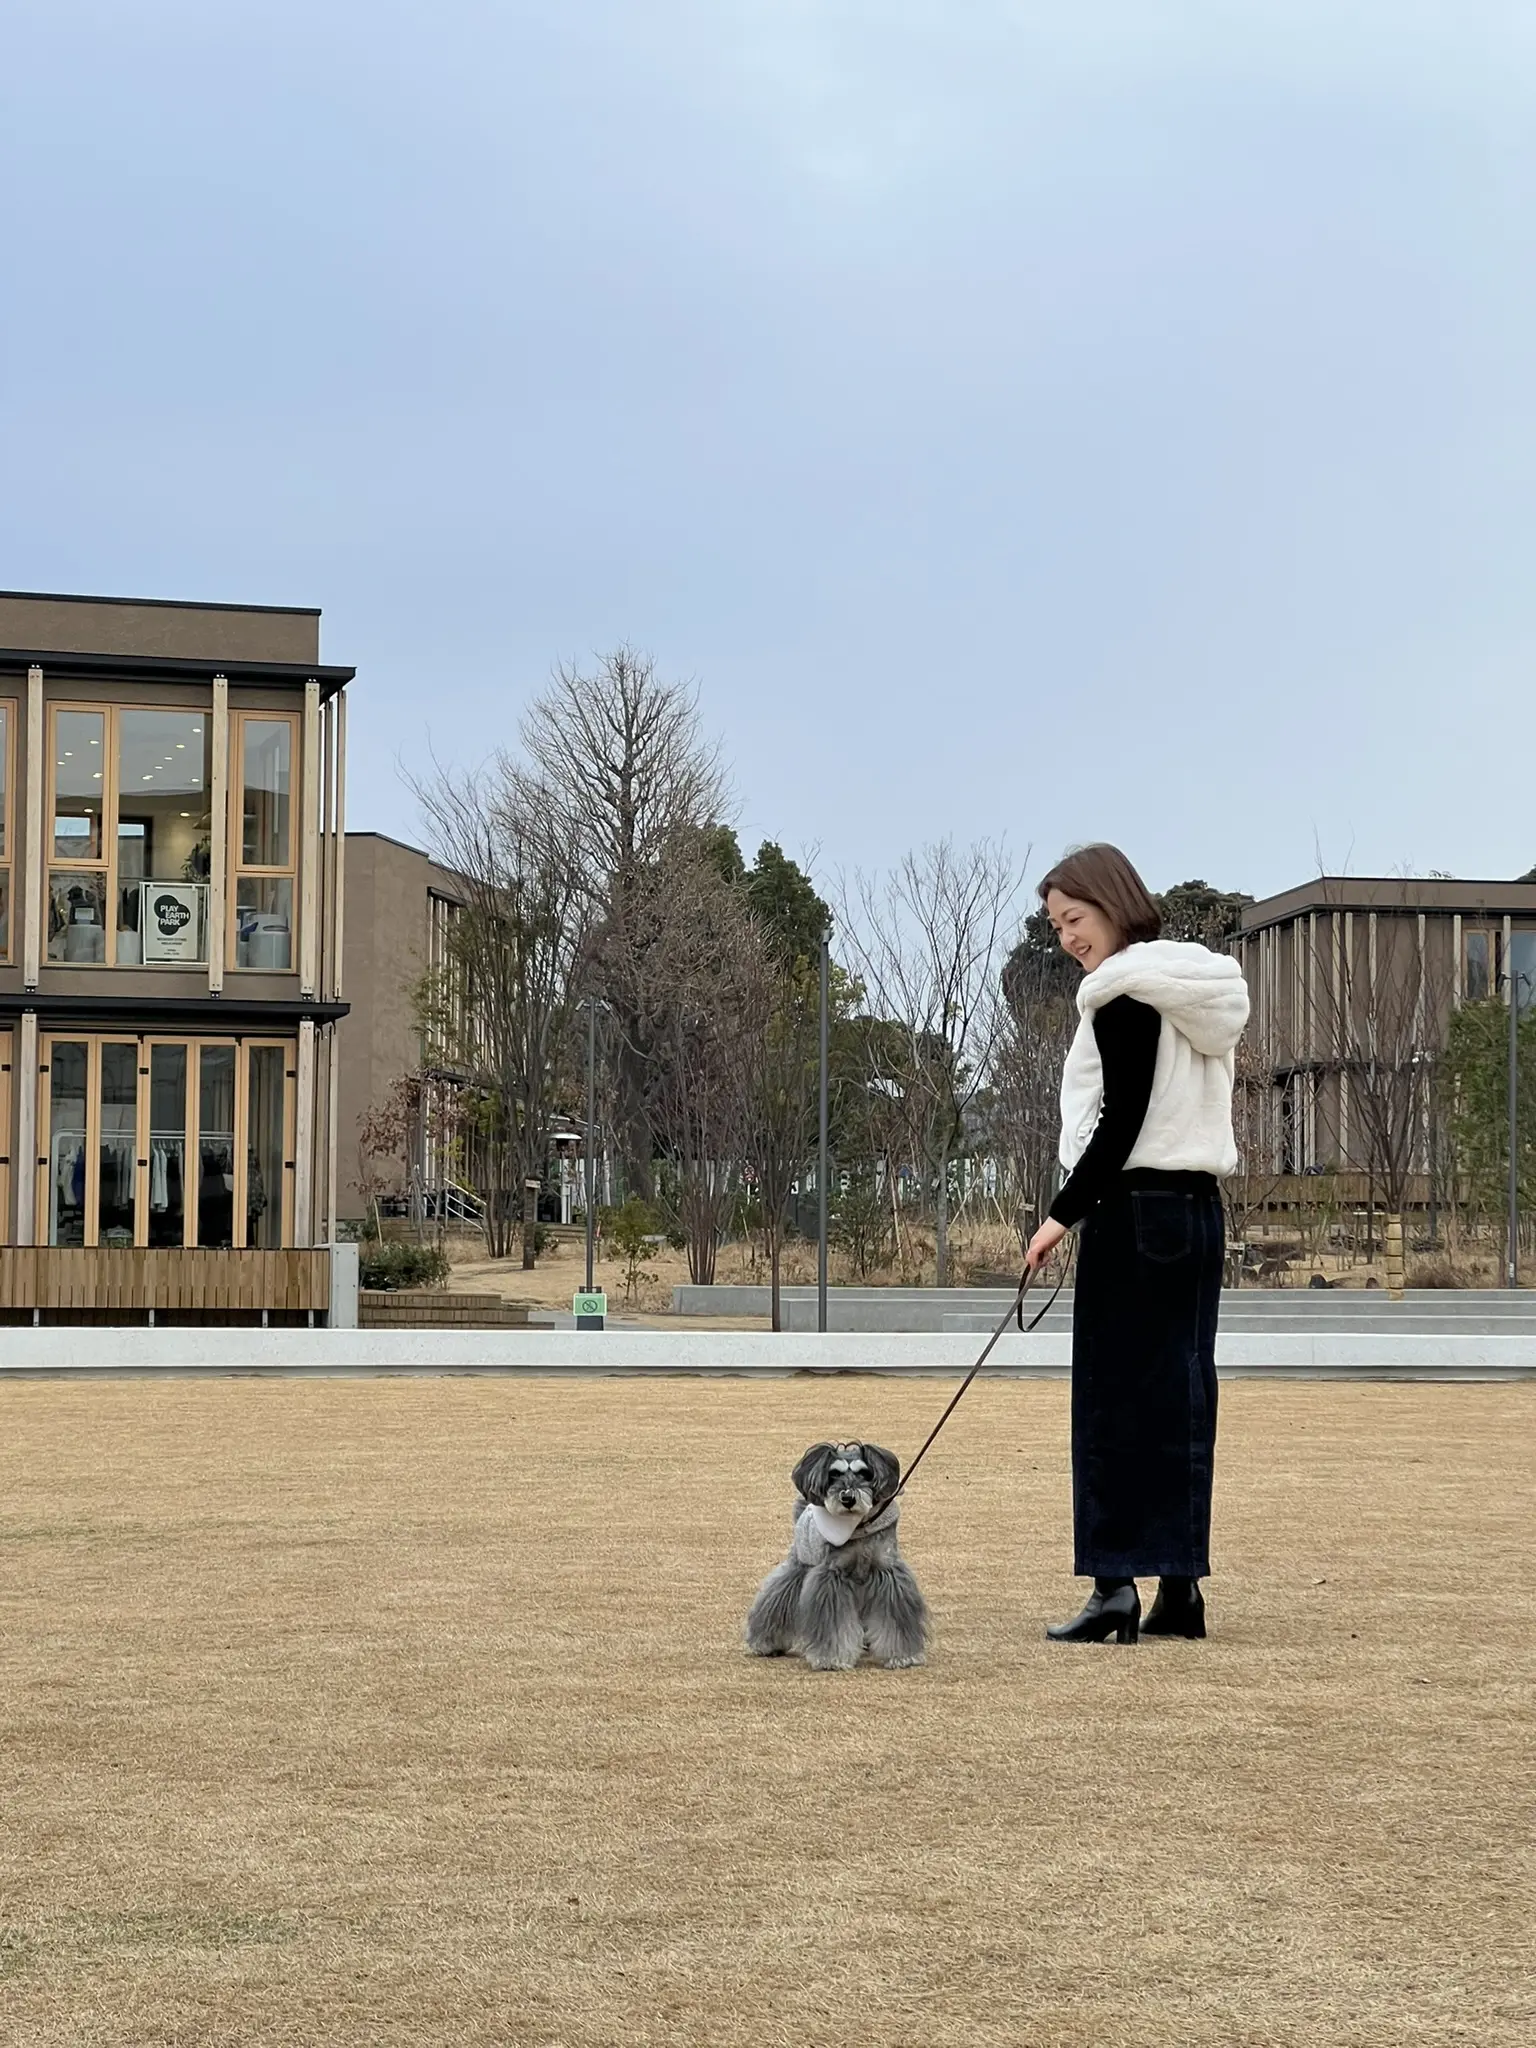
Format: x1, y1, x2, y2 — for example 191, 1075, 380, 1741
585, 995, 598, 1295
818, 932, 830, 1335
1509, 963, 1524, 1290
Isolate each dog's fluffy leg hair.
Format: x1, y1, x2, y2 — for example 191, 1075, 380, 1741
745, 1560, 806, 1656
863, 1561, 930, 1669
798, 1563, 865, 1671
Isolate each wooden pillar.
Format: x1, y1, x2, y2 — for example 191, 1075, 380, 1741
1452, 913, 1463, 1006
325, 1022, 340, 1245
294, 1016, 316, 1244
332, 689, 347, 1001
320, 693, 336, 1005
16, 1009, 38, 1244
23, 665, 43, 990
299, 679, 321, 998
208, 674, 228, 994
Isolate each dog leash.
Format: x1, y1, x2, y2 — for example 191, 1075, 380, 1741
874, 1248, 1074, 1516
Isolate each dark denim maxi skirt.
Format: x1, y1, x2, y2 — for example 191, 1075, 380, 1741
1070, 1169, 1224, 1580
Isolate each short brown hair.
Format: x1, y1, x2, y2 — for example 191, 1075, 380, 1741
1037, 843, 1161, 949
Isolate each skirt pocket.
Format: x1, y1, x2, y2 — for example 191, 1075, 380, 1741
1131, 1189, 1194, 1264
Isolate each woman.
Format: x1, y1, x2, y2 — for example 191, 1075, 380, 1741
1024, 845, 1249, 1644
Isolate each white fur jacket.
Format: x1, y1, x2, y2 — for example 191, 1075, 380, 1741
1059, 939, 1250, 1179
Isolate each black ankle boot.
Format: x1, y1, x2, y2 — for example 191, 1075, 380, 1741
1142, 1578, 1206, 1638
1045, 1581, 1140, 1644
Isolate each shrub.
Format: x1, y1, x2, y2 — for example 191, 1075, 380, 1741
1408, 1257, 1479, 1290
359, 1241, 451, 1291
605, 1197, 661, 1303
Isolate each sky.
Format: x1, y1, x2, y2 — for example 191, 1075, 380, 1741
4, 2, 1534, 905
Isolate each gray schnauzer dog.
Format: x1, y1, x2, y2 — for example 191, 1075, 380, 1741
745, 1441, 930, 1671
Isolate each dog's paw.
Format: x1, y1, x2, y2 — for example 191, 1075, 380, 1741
881, 1653, 927, 1669
744, 1641, 788, 1657
804, 1654, 858, 1672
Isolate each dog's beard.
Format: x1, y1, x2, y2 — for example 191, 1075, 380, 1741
808, 1501, 866, 1546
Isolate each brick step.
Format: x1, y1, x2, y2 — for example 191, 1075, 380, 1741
359, 1290, 531, 1330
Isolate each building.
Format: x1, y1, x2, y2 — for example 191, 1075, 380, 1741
1232, 874, 1536, 1179
336, 830, 592, 1228
0, 590, 350, 1321
336, 830, 466, 1222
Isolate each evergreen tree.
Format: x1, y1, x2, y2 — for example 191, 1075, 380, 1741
743, 841, 831, 967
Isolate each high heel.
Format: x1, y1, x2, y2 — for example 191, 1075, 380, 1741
1141, 1580, 1205, 1638
1045, 1583, 1140, 1644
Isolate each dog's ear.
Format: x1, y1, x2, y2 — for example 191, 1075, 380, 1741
861, 1442, 901, 1501
792, 1443, 837, 1503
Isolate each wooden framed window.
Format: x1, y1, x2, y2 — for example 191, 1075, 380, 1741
1463, 928, 1500, 1004
229, 711, 299, 971
45, 702, 213, 968
0, 1029, 11, 1243
36, 1033, 295, 1247
0, 700, 14, 962
1514, 930, 1536, 1015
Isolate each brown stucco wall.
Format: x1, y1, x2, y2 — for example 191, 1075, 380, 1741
0, 592, 320, 666
336, 833, 463, 1217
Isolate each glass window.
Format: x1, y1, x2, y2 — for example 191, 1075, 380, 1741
197, 1045, 237, 1248
114, 711, 211, 964
242, 720, 292, 867
1465, 929, 1491, 1002
247, 1046, 287, 1248
148, 1045, 188, 1247
47, 1042, 89, 1246
47, 872, 108, 961
37, 1034, 296, 1249
235, 877, 293, 969
1513, 931, 1536, 1015
98, 1043, 138, 1247
0, 701, 9, 964
53, 710, 106, 860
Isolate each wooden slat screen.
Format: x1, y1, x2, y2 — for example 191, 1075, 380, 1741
0, 1248, 331, 1312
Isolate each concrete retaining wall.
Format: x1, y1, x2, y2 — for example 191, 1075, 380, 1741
0, 1328, 1532, 1378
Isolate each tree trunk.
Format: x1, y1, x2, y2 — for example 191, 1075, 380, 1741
769, 1224, 782, 1333
935, 1150, 949, 1289
522, 1176, 538, 1270
1384, 1211, 1405, 1299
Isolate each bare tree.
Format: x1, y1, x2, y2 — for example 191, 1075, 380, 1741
519, 647, 732, 1197
1289, 897, 1448, 1295
838, 840, 1025, 1287
989, 924, 1078, 1248
409, 758, 590, 1264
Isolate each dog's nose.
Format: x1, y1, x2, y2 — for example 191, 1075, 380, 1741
839, 1491, 857, 1509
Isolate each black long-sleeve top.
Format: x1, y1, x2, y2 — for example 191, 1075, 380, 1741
1048, 994, 1162, 1229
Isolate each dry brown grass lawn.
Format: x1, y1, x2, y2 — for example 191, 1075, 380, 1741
1, 1376, 1532, 2048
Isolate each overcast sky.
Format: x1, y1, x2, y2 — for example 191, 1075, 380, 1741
4, 2, 1533, 902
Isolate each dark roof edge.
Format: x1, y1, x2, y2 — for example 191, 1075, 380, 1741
0, 993, 350, 1027
345, 828, 433, 858
0, 647, 354, 699
0, 589, 320, 617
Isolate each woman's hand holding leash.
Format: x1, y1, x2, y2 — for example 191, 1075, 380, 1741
1024, 1216, 1069, 1273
